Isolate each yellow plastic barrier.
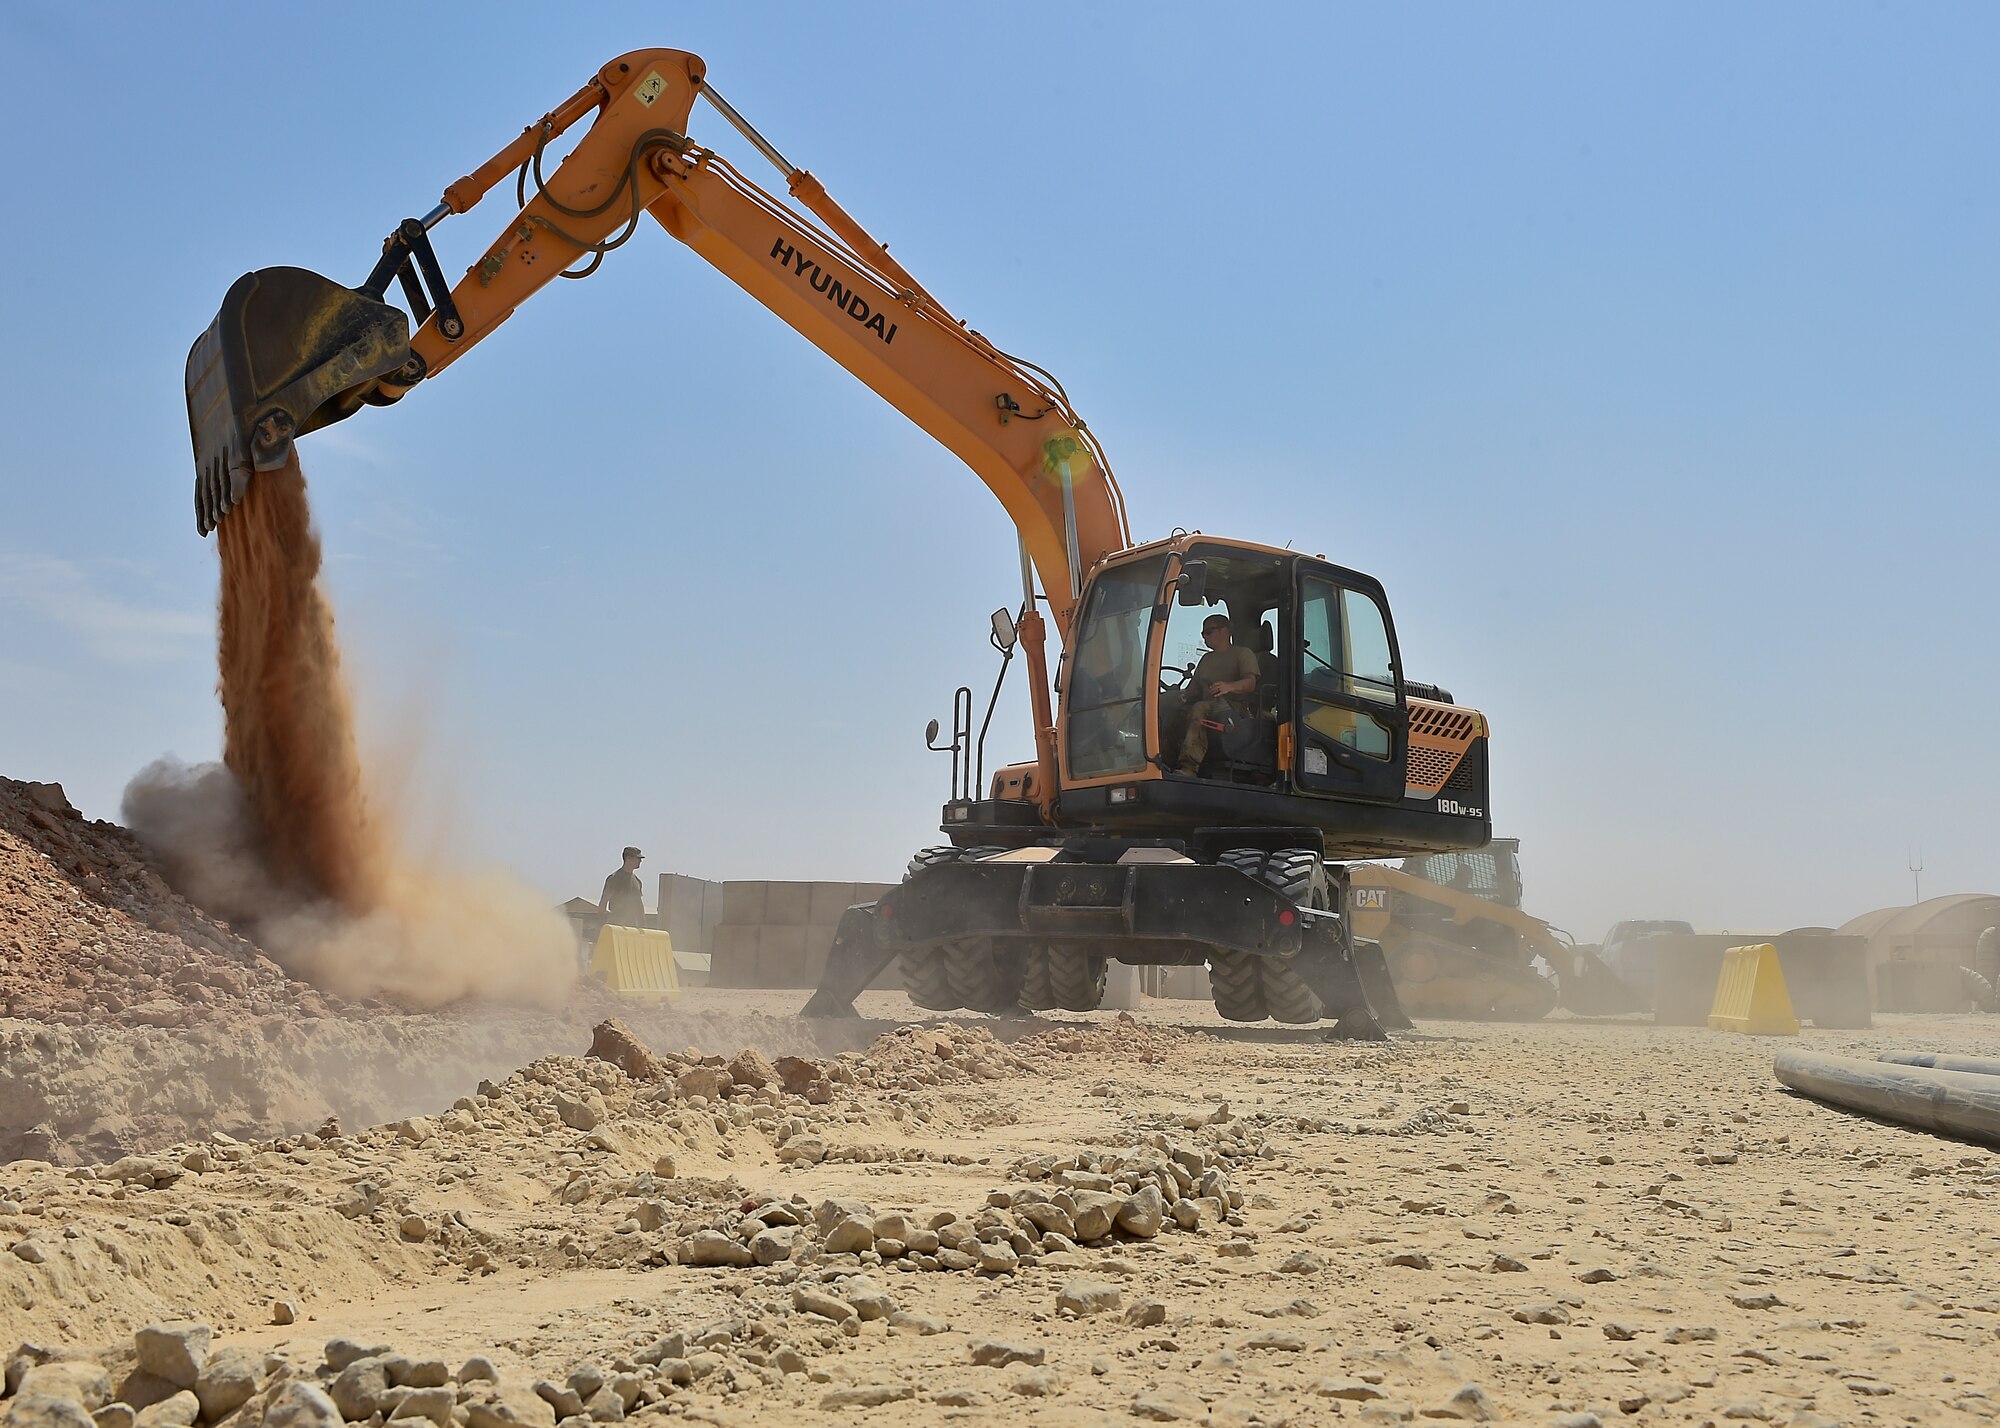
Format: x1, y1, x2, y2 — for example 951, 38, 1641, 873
1707, 943, 1799, 1035
590, 925, 680, 999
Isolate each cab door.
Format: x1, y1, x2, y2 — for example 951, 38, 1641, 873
1293, 563, 1408, 802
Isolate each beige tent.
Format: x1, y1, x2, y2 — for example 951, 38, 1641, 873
1836, 894, 2000, 1011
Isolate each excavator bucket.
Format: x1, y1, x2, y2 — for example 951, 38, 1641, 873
186, 267, 410, 534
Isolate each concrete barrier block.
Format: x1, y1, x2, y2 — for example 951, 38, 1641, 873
754, 924, 808, 987
1155, 965, 1212, 1000
1101, 961, 1143, 1010
722, 881, 768, 925
808, 882, 861, 924
764, 882, 813, 927
799, 922, 838, 988
657, 873, 720, 957
710, 923, 759, 987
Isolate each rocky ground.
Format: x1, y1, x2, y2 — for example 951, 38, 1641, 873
0, 777, 873, 1162
0, 778, 350, 1030
0, 993, 1996, 1427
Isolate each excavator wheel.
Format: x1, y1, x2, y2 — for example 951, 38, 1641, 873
1218, 849, 1329, 1025
940, 938, 1023, 1015
1206, 951, 1269, 1022
1019, 950, 1057, 1012
1025, 946, 1109, 1013
905, 844, 1007, 878
896, 846, 1007, 1013
1262, 957, 1325, 1025
1055, 951, 1109, 1012
900, 950, 960, 1012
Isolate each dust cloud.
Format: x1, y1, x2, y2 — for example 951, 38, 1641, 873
125, 457, 573, 1010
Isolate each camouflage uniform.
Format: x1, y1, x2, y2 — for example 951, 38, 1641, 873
1176, 645, 1260, 774
601, 868, 645, 927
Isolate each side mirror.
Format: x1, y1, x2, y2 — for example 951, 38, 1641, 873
990, 607, 1018, 651
1174, 559, 1208, 606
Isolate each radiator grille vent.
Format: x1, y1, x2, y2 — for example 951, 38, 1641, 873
1407, 745, 1460, 789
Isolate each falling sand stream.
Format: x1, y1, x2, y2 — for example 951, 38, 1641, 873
124, 456, 575, 1009
215, 455, 388, 913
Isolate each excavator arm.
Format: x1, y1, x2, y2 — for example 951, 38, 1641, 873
185, 47, 1129, 637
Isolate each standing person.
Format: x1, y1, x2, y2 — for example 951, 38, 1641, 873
600, 846, 647, 928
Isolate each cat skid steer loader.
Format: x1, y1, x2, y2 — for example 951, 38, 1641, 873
1349, 840, 1562, 1020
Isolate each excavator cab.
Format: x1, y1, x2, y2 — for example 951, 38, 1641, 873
1045, 534, 1487, 856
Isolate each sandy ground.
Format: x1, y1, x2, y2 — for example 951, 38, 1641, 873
2, 992, 1997, 1427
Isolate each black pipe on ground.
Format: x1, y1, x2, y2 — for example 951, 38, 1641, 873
1774, 1050, 2000, 1148
1878, 1051, 2000, 1077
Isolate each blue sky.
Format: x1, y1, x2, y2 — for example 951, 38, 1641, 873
2, 2, 1994, 939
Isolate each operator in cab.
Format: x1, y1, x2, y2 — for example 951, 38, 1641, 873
1176, 613, 1260, 775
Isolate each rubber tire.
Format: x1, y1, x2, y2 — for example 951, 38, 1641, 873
1217, 848, 1328, 1025
905, 845, 1006, 878
1054, 951, 1109, 1012
900, 949, 958, 1012
941, 937, 1020, 1015
898, 846, 1006, 1011
1019, 950, 1056, 1012
1207, 949, 1268, 1022
1020, 946, 1109, 1012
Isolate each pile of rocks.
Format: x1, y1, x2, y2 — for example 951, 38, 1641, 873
0, 777, 353, 1028
408, 1038, 1239, 1278
0, 1320, 759, 1428
581, 1017, 1190, 1114
664, 1125, 1246, 1280
1011, 1016, 1181, 1068
584, 1019, 1041, 1105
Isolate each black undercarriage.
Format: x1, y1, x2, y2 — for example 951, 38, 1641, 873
801, 835, 1415, 1040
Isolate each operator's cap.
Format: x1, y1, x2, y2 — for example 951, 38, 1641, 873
1201, 613, 1231, 632
623, 846, 643, 861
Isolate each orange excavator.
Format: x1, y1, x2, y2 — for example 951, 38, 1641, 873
186, 48, 1490, 1035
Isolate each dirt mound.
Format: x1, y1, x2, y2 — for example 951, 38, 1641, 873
0, 768, 876, 1162
816, 1017, 1184, 1094
0, 775, 356, 1028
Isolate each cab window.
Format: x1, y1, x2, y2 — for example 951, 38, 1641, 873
1340, 590, 1395, 703
1064, 555, 1165, 778
1299, 578, 1398, 760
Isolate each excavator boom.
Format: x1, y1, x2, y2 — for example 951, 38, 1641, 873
184, 48, 1128, 634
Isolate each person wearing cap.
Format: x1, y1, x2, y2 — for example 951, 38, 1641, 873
1176, 613, 1261, 775
600, 846, 646, 928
